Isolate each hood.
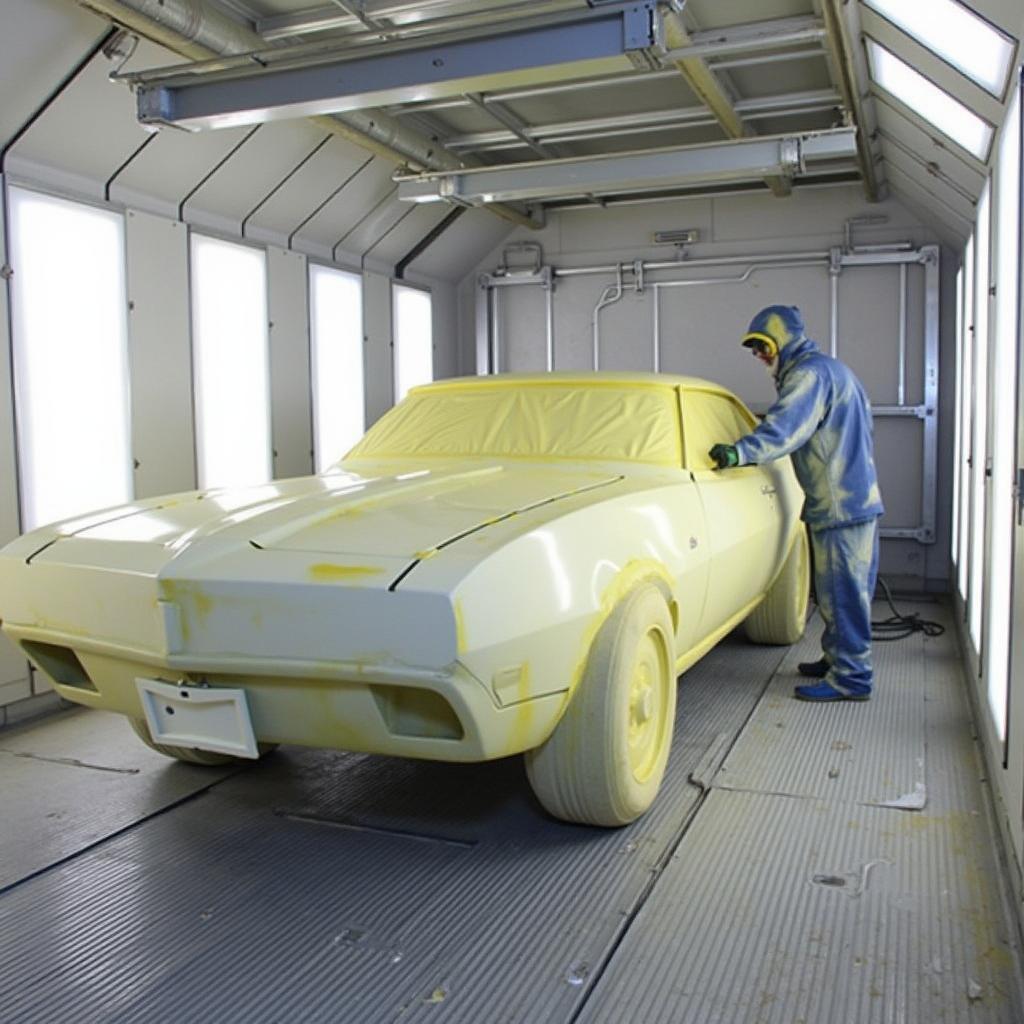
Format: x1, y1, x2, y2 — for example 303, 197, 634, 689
742, 305, 804, 362
21, 462, 622, 578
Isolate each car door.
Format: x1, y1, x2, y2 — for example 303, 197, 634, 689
681, 387, 784, 636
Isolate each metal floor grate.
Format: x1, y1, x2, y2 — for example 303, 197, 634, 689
1, 601, 1020, 1023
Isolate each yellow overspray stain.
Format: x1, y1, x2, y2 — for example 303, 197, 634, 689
453, 600, 467, 655
309, 563, 383, 581
505, 663, 534, 754
546, 559, 676, 761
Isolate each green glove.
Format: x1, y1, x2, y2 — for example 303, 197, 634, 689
709, 443, 739, 469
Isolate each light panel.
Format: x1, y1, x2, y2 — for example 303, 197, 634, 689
392, 285, 433, 402
866, 39, 993, 160
190, 234, 271, 490
968, 181, 990, 654
984, 82, 1021, 741
8, 188, 132, 530
863, 0, 1015, 97
310, 265, 365, 471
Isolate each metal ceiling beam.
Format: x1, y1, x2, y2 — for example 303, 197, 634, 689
464, 94, 557, 160
820, 0, 882, 202
396, 128, 858, 205
389, 46, 828, 116
70, 0, 540, 228
258, 0, 582, 44
661, 16, 827, 62
124, 4, 664, 130
445, 89, 842, 152
661, 6, 791, 198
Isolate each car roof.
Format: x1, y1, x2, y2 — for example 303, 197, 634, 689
410, 371, 732, 397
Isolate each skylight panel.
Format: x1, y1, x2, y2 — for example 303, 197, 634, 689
866, 39, 994, 160
863, 0, 1015, 97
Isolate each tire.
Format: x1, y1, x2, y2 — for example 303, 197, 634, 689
129, 717, 277, 766
524, 583, 676, 827
743, 525, 810, 645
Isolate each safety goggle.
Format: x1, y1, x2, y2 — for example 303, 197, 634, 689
741, 334, 779, 359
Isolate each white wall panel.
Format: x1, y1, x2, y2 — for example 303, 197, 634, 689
245, 137, 375, 247
0, 0, 106, 151
409, 208, 514, 284
291, 157, 388, 253
0, 178, 30, 701
110, 125, 255, 221
365, 205, 454, 267
267, 246, 313, 479
711, 188, 921, 246
124, 209, 195, 499
558, 198, 713, 257
419, 278, 459, 383
182, 121, 331, 235
362, 271, 393, 428
7, 47, 149, 191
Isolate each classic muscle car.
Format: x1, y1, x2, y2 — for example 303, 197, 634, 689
0, 373, 808, 826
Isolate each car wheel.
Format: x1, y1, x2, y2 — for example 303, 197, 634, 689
524, 583, 676, 827
128, 718, 277, 766
743, 525, 810, 645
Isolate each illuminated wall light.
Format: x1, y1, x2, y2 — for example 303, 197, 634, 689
863, 0, 1016, 98
866, 39, 994, 160
9, 188, 132, 530
392, 284, 434, 402
983, 83, 1021, 742
967, 181, 990, 653
190, 234, 271, 490
310, 264, 365, 471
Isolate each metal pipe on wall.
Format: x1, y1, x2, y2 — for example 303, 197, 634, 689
557, 250, 832, 279
592, 264, 624, 370
545, 287, 555, 372
898, 262, 907, 407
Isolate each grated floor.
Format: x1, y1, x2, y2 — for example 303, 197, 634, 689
1, 600, 1021, 1023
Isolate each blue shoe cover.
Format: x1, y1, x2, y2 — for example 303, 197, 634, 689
794, 681, 871, 702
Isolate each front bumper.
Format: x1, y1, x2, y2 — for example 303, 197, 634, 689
4, 624, 566, 763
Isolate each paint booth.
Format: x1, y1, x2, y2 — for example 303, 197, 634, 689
1, 0, 1023, 1020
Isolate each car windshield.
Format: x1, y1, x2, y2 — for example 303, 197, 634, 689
345, 381, 683, 466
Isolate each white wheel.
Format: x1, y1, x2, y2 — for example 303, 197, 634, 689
744, 526, 810, 645
525, 583, 676, 827
129, 718, 277, 766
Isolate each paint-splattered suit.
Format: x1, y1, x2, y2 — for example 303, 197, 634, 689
734, 306, 883, 696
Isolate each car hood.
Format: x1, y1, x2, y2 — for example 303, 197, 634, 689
22, 461, 622, 575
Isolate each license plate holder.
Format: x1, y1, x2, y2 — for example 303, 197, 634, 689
135, 678, 259, 759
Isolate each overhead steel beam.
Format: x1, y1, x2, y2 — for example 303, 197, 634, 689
258, 0, 582, 44
820, 0, 882, 201
661, 16, 827, 62
396, 129, 858, 205
661, 7, 791, 198
445, 89, 842, 152
124, 4, 664, 130
71, 0, 540, 228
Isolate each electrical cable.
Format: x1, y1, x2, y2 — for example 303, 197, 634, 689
870, 575, 945, 641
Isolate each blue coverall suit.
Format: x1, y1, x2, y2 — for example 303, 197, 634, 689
733, 306, 883, 698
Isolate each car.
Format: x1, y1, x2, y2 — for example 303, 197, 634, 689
0, 372, 808, 826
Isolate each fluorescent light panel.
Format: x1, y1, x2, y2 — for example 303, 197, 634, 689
392, 285, 433, 402
310, 264, 365, 471
866, 39, 993, 160
191, 234, 272, 490
863, 0, 1015, 97
9, 188, 132, 529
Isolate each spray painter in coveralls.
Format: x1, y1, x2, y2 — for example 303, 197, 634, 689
708, 305, 884, 702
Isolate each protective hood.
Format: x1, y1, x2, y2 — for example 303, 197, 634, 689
742, 305, 808, 365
